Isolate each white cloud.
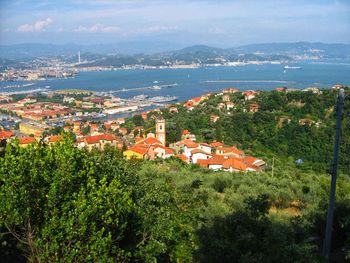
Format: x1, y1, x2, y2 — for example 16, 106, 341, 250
145, 25, 179, 33
74, 23, 121, 33
17, 18, 53, 32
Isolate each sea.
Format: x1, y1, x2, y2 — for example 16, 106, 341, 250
1, 61, 350, 102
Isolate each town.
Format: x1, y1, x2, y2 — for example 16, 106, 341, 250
2, 84, 345, 173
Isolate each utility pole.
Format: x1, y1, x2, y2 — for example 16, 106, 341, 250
322, 89, 345, 262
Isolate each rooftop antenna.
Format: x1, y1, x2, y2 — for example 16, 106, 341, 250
322, 88, 345, 262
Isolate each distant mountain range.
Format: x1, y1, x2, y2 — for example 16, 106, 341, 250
0, 42, 350, 60
0, 42, 349, 69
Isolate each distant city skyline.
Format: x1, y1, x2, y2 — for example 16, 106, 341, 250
0, 0, 349, 48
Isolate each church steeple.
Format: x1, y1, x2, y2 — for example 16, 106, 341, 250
155, 116, 166, 145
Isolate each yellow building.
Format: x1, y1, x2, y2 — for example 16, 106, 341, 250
19, 123, 49, 137
123, 145, 148, 160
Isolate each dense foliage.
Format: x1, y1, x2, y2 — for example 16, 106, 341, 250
1, 140, 350, 262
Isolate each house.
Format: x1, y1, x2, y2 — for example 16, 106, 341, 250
223, 88, 239, 94
275, 87, 285, 92
198, 143, 212, 154
169, 107, 179, 113
141, 112, 148, 120
217, 103, 226, 110
176, 153, 189, 163
181, 130, 196, 141
124, 145, 151, 159
0, 130, 15, 140
249, 103, 259, 112
226, 102, 235, 110
46, 135, 63, 145
222, 94, 230, 102
210, 140, 224, 148
302, 87, 321, 94
117, 118, 125, 125
184, 97, 203, 109
197, 154, 263, 173
182, 140, 199, 158
216, 146, 243, 158
197, 155, 227, 171
18, 137, 36, 147
210, 114, 220, 122
332, 84, 344, 90
110, 123, 120, 131
190, 149, 212, 164
152, 144, 175, 160
244, 155, 266, 169
136, 136, 162, 146
243, 90, 257, 101
78, 134, 120, 151
118, 127, 128, 136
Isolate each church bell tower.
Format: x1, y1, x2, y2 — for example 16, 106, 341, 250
155, 116, 166, 145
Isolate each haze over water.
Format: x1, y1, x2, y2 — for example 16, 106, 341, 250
1, 61, 349, 102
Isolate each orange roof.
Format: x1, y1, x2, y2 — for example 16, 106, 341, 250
210, 141, 224, 148
154, 144, 174, 154
183, 140, 198, 148
0, 131, 15, 139
190, 97, 201, 103
85, 134, 117, 144
275, 87, 285, 91
127, 145, 149, 155
191, 149, 212, 156
204, 155, 227, 165
48, 135, 62, 143
218, 146, 243, 155
182, 129, 191, 135
197, 159, 209, 167
222, 157, 247, 170
19, 137, 36, 145
136, 137, 162, 146
177, 153, 188, 162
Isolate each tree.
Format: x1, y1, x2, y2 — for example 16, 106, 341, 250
0, 140, 136, 262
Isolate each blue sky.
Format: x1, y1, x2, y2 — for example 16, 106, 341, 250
0, 0, 349, 47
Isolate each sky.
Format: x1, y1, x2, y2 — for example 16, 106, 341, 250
0, 0, 349, 48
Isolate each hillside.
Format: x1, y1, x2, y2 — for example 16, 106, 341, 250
1, 42, 349, 62
1, 87, 350, 262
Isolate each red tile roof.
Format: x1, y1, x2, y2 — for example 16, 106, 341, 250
217, 146, 243, 155
0, 131, 15, 139
222, 158, 247, 170
19, 137, 36, 145
154, 144, 175, 154
191, 149, 212, 156
127, 145, 149, 155
210, 141, 224, 148
182, 129, 191, 135
177, 153, 188, 162
48, 135, 62, 143
85, 134, 117, 144
136, 137, 162, 146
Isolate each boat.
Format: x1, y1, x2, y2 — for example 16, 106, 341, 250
149, 96, 179, 103
148, 85, 161, 90
153, 80, 159, 84
284, 65, 302, 69
132, 94, 149, 101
